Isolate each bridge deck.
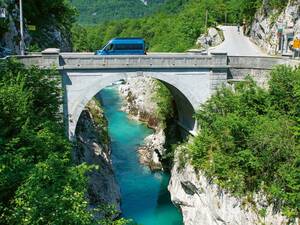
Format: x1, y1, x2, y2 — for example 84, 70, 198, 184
14, 52, 298, 72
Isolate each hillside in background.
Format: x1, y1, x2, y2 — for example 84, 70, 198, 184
71, 0, 265, 52
71, 0, 289, 52
70, 0, 167, 24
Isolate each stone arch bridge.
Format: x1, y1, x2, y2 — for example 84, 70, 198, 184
16, 50, 298, 140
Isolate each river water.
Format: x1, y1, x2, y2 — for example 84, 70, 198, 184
99, 86, 183, 225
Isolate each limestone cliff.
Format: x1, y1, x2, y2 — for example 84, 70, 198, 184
73, 98, 121, 218
168, 148, 296, 225
250, 0, 300, 55
119, 76, 166, 171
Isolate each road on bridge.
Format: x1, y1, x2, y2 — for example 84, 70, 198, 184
209, 26, 267, 56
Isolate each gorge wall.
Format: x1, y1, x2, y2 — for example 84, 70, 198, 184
168, 149, 293, 225
73, 98, 121, 218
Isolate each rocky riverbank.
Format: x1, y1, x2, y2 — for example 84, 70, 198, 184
119, 76, 167, 171
73, 98, 121, 218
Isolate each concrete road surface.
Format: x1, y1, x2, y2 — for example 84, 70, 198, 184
209, 26, 267, 56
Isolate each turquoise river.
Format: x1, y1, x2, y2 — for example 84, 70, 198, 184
99, 86, 183, 225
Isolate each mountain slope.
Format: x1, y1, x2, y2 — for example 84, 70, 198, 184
70, 0, 166, 24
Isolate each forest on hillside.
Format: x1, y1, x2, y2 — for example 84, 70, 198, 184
70, 0, 167, 24
71, 0, 288, 52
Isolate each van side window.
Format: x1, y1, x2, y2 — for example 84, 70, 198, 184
106, 44, 114, 51
114, 44, 143, 50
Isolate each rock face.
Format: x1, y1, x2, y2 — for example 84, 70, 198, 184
168, 150, 294, 225
0, 2, 71, 52
73, 99, 121, 217
33, 23, 72, 52
0, 3, 31, 54
119, 76, 166, 170
250, 0, 300, 55
196, 27, 224, 49
138, 130, 166, 170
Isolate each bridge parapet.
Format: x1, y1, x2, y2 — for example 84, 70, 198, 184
16, 48, 60, 69
60, 54, 228, 70
227, 56, 293, 69
14, 49, 229, 70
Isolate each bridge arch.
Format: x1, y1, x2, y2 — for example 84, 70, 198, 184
63, 70, 212, 140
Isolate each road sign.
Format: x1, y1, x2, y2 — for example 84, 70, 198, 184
0, 8, 6, 18
28, 25, 36, 31
293, 39, 300, 49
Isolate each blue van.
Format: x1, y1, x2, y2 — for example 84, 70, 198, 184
95, 38, 146, 55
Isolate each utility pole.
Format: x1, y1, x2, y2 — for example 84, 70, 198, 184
19, 0, 25, 55
205, 10, 208, 33
225, 12, 227, 26
204, 10, 209, 55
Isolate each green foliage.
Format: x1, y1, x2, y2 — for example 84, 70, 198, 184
10, 154, 93, 225
269, 66, 300, 117
87, 98, 110, 145
152, 80, 174, 127
0, 59, 126, 224
189, 67, 300, 219
23, 0, 77, 27
268, 0, 288, 10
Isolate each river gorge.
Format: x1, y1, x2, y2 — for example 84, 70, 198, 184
74, 76, 295, 225
99, 86, 183, 224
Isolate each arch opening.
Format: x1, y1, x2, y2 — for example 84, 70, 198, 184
65, 71, 197, 140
